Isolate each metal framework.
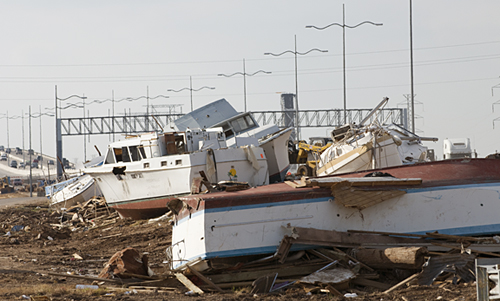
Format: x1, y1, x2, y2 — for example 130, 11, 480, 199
59, 108, 405, 136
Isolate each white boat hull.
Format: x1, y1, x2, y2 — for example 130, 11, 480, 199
50, 175, 102, 210
87, 146, 268, 219
171, 181, 500, 269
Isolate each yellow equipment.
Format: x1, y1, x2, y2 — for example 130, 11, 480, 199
289, 137, 332, 177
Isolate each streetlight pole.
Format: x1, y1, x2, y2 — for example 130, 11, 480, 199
29, 106, 32, 197
6, 111, 9, 149
306, 4, 382, 124
264, 35, 328, 141
218, 59, 271, 112
39, 106, 42, 169
54, 85, 87, 180
22, 110, 25, 167
83, 96, 86, 163
409, 0, 415, 133
168, 77, 215, 112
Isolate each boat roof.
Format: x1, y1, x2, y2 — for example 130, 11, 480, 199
174, 98, 238, 131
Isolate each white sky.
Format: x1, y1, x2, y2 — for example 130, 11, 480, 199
1, 0, 500, 164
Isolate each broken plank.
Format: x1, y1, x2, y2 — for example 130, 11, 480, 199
175, 273, 204, 294
187, 264, 223, 293
306, 177, 422, 188
431, 242, 500, 258
207, 263, 327, 284
325, 284, 343, 296
347, 229, 428, 238
332, 247, 375, 272
98, 233, 122, 240
288, 226, 425, 247
425, 232, 493, 242
382, 273, 419, 294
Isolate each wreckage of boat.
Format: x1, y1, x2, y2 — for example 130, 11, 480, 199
167, 158, 500, 271
85, 128, 269, 220
316, 97, 437, 177
46, 174, 102, 210
173, 98, 292, 183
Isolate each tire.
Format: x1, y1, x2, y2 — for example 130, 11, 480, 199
297, 165, 313, 177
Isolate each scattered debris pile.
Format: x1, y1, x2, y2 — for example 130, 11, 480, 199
50, 197, 118, 231
53, 224, 496, 299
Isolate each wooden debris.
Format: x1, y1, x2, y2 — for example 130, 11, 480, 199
175, 273, 204, 294
187, 264, 223, 293
354, 247, 427, 270
383, 273, 419, 294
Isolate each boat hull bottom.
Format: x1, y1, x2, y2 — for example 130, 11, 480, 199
109, 196, 178, 220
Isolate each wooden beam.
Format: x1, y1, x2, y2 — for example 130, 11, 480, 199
383, 273, 419, 294
187, 265, 223, 293
175, 273, 204, 294
207, 263, 327, 284
431, 242, 500, 258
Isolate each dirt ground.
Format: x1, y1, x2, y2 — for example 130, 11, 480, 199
0, 193, 478, 300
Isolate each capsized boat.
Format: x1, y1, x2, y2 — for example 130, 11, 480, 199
167, 158, 500, 271
85, 127, 269, 220
316, 97, 438, 176
47, 174, 102, 210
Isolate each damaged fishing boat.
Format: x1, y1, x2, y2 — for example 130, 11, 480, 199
167, 157, 500, 271
85, 128, 269, 219
316, 97, 437, 176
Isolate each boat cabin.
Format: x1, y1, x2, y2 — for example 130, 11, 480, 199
103, 128, 228, 165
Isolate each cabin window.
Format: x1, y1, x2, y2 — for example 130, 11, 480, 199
230, 118, 246, 132
122, 147, 131, 162
113, 148, 123, 162
244, 115, 256, 129
222, 124, 234, 138
105, 149, 115, 164
175, 159, 182, 166
143, 162, 150, 168
165, 133, 186, 155
129, 146, 141, 161
161, 161, 167, 167
139, 146, 147, 159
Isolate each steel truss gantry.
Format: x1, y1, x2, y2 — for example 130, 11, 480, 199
59, 107, 406, 136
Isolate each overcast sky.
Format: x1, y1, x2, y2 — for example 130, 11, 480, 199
1, 0, 500, 165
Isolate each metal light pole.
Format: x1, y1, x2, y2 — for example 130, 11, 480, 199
22, 110, 25, 166
39, 106, 42, 168
83, 96, 86, 163
409, 0, 415, 133
167, 77, 215, 112
29, 106, 32, 197
54, 85, 87, 180
306, 4, 382, 124
218, 59, 271, 112
6, 111, 9, 149
264, 35, 328, 141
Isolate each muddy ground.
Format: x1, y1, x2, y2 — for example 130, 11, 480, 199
0, 193, 478, 300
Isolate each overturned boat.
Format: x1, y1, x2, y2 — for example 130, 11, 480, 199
316, 97, 437, 176
167, 158, 500, 271
47, 174, 102, 210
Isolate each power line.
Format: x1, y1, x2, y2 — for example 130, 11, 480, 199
0, 40, 499, 68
